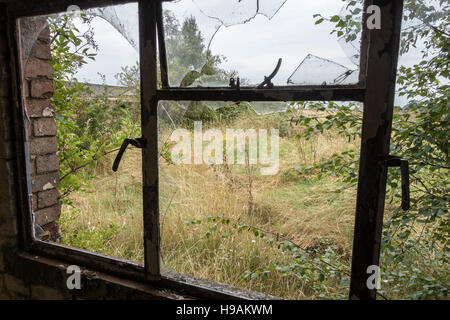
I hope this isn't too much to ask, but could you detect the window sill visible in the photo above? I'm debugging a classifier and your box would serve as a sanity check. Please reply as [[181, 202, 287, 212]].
[[4, 249, 280, 300]]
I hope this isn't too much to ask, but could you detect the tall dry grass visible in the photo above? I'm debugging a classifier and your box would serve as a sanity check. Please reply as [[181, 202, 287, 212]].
[[60, 112, 359, 299]]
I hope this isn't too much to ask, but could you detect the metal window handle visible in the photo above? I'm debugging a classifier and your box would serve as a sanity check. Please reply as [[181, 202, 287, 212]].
[[112, 137, 146, 172], [384, 155, 410, 211], [257, 58, 282, 89]]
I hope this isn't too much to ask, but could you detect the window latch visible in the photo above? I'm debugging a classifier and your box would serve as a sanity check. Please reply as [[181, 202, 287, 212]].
[[112, 137, 146, 172], [383, 155, 410, 211], [229, 77, 240, 89], [257, 58, 282, 89]]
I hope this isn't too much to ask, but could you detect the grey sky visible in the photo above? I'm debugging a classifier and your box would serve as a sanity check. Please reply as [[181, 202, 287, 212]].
[[72, 0, 423, 105]]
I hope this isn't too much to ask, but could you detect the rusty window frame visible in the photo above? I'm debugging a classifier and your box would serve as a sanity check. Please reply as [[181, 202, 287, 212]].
[[4, 0, 404, 300], [155, 3, 367, 99]]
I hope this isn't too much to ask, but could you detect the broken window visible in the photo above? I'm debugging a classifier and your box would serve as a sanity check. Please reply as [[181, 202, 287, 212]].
[[10, 0, 407, 300], [16, 0, 365, 294], [161, 0, 363, 87], [287, 54, 358, 86], [155, 99, 361, 298], [19, 3, 144, 264]]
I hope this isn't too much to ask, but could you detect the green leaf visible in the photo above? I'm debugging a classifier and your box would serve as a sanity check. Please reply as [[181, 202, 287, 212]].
[[330, 15, 340, 23]]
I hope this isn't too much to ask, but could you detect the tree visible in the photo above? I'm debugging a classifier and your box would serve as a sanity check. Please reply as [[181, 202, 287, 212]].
[[295, 0, 449, 299], [49, 12, 139, 199], [163, 10, 231, 87]]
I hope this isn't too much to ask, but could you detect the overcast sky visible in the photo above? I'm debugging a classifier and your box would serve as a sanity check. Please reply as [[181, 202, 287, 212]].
[[71, 0, 423, 105]]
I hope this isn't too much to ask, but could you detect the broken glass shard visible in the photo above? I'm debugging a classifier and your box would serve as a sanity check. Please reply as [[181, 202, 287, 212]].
[[90, 3, 139, 51], [338, 37, 360, 66], [193, 0, 258, 27], [159, 100, 189, 131], [337, 0, 363, 66], [158, 100, 191, 150], [249, 102, 288, 115], [159, 169, 180, 218], [163, 0, 362, 87], [192, 0, 287, 27], [258, 0, 288, 19], [20, 3, 139, 87], [287, 54, 358, 86], [20, 16, 49, 63]]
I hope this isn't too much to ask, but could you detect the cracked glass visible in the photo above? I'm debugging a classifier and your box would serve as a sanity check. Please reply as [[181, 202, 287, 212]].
[[161, 0, 363, 87], [19, 3, 144, 265]]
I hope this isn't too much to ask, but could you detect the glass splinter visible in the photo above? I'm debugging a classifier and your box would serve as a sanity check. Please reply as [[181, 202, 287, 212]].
[[287, 54, 358, 86]]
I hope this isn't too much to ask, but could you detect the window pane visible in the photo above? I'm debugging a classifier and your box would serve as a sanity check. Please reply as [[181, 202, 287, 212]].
[[19, 3, 144, 264], [159, 100, 360, 299], [162, 0, 363, 87]]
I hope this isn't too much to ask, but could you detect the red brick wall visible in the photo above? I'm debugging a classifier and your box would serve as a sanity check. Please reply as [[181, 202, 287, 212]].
[[21, 17, 61, 241]]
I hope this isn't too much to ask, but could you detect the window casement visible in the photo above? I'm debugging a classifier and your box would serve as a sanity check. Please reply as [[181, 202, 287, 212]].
[[5, 0, 405, 300]]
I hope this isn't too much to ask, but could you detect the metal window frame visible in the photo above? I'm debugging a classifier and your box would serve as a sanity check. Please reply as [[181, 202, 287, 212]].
[[155, 4, 367, 97], [4, 0, 404, 300]]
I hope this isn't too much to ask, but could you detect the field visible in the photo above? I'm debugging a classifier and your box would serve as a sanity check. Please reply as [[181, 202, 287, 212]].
[[59, 109, 383, 299]]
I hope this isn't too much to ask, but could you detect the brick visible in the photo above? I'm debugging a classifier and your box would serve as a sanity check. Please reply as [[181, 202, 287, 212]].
[[36, 153, 59, 174], [26, 117, 32, 139], [29, 136, 58, 155], [35, 19, 50, 42], [29, 157, 35, 175], [32, 194, 37, 211], [33, 118, 57, 137], [37, 188, 60, 209], [38, 27, 51, 42], [34, 204, 61, 226], [25, 59, 53, 79], [26, 99, 55, 118], [31, 40, 52, 60], [31, 171, 59, 192], [42, 221, 61, 242], [22, 80, 30, 98], [30, 79, 54, 98]]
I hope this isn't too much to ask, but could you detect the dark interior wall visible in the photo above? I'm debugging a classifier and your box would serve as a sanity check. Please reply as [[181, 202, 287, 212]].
[[0, 2, 23, 298]]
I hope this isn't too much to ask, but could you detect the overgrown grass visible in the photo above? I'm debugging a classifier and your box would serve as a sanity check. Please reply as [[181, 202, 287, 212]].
[[60, 150, 144, 263], [60, 110, 362, 299]]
